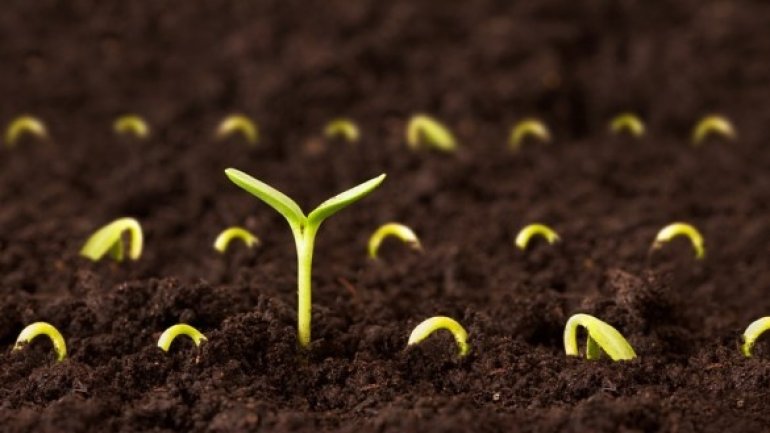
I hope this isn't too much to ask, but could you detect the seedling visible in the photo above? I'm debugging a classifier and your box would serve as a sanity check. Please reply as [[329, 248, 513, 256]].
[[80, 217, 144, 262], [225, 168, 385, 347], [509, 118, 551, 151], [652, 222, 705, 259], [515, 223, 560, 250], [692, 115, 735, 145], [563, 313, 636, 361], [214, 226, 259, 253], [157, 324, 207, 352], [114, 114, 150, 139], [741, 317, 770, 357], [4, 115, 47, 148], [407, 316, 469, 357], [609, 113, 645, 138], [406, 114, 457, 152], [13, 322, 67, 361], [217, 114, 258, 145], [324, 118, 360, 143], [368, 222, 421, 259]]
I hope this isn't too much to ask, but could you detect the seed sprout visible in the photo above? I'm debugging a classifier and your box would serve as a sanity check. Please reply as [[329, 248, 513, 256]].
[[80, 217, 144, 262], [652, 222, 705, 259], [324, 118, 360, 143], [13, 322, 67, 361], [609, 113, 645, 138], [217, 114, 258, 145], [563, 313, 636, 361], [368, 222, 421, 259], [692, 114, 735, 145], [214, 226, 259, 253], [407, 316, 469, 357], [406, 114, 457, 152], [157, 324, 207, 352], [4, 115, 48, 148], [741, 317, 770, 357], [114, 114, 150, 139], [225, 168, 386, 347], [515, 223, 560, 250], [509, 118, 551, 151]]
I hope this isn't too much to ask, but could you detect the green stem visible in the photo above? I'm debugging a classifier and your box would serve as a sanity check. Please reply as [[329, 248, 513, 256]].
[[294, 223, 317, 348]]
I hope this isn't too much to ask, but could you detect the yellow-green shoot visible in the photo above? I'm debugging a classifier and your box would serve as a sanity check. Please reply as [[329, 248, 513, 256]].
[[609, 113, 645, 138], [652, 222, 705, 259], [368, 222, 421, 259], [80, 217, 144, 262], [692, 114, 735, 145], [564, 313, 636, 361], [114, 114, 150, 139], [225, 168, 386, 347], [406, 114, 457, 152], [217, 114, 258, 145], [509, 118, 551, 151], [324, 118, 360, 143], [5, 115, 47, 148], [407, 316, 469, 357], [741, 316, 770, 357], [515, 223, 560, 250], [157, 324, 207, 352], [214, 226, 259, 253], [14, 322, 67, 361]]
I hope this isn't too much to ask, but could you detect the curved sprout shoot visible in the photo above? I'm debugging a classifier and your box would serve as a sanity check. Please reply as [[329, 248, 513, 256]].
[[80, 217, 144, 262], [515, 223, 560, 250], [324, 118, 360, 143], [406, 114, 457, 152], [609, 113, 645, 138], [368, 222, 421, 259], [564, 313, 636, 361], [157, 324, 207, 352], [214, 226, 259, 253], [692, 115, 735, 145], [652, 222, 705, 259], [408, 316, 469, 357], [217, 114, 258, 145], [5, 115, 48, 148], [114, 114, 150, 139], [14, 322, 67, 361], [741, 317, 770, 357], [509, 118, 551, 150]]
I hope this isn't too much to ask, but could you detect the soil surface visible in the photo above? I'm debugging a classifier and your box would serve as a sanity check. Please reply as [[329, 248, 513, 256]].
[[2, 1, 770, 432]]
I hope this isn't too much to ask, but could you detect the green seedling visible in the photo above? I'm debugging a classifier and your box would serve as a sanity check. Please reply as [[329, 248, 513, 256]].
[[406, 114, 457, 152], [114, 114, 150, 139], [741, 317, 770, 357], [609, 113, 645, 138], [368, 222, 421, 259], [564, 313, 636, 361], [652, 222, 705, 259], [225, 168, 386, 347], [214, 226, 259, 253], [5, 115, 47, 148], [692, 115, 735, 145], [14, 322, 67, 361], [509, 118, 551, 151], [324, 118, 360, 143], [80, 217, 144, 262], [157, 324, 207, 352], [217, 114, 258, 145], [407, 316, 469, 357], [515, 223, 560, 250]]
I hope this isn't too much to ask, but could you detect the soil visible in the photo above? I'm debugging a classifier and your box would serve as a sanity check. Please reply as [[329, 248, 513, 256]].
[[1, 1, 770, 431]]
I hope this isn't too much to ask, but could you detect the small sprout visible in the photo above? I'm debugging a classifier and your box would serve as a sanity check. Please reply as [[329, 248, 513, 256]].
[[217, 114, 258, 145], [609, 113, 645, 138], [13, 322, 67, 361], [406, 114, 457, 152], [652, 222, 705, 259], [324, 118, 360, 143], [80, 217, 144, 262], [509, 118, 551, 150], [407, 316, 469, 357], [368, 222, 421, 259], [214, 226, 259, 253], [563, 313, 636, 361], [225, 168, 385, 347], [5, 115, 48, 148], [692, 114, 735, 145], [741, 317, 770, 357], [114, 114, 150, 139], [157, 324, 207, 352], [515, 223, 560, 250]]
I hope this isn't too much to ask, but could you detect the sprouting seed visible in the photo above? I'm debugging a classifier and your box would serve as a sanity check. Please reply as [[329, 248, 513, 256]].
[[515, 223, 560, 250], [692, 115, 735, 145], [217, 114, 258, 145], [368, 222, 421, 259], [609, 113, 645, 138], [4, 115, 48, 148], [652, 222, 705, 259], [157, 324, 208, 352], [407, 316, 469, 357], [80, 217, 144, 262], [406, 114, 457, 152], [13, 322, 67, 361], [214, 226, 259, 253], [741, 317, 770, 357], [563, 313, 636, 361], [114, 114, 150, 139], [509, 118, 551, 151], [324, 118, 360, 143]]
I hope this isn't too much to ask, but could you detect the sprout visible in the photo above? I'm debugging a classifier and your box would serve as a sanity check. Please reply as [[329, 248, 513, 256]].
[[80, 217, 144, 262], [157, 324, 207, 352], [114, 114, 150, 139], [225, 168, 385, 347], [741, 317, 770, 357], [515, 223, 560, 250], [407, 316, 469, 357], [214, 226, 259, 253], [216, 114, 258, 145], [324, 118, 360, 143], [13, 322, 67, 361], [4, 115, 48, 148], [609, 113, 645, 138], [367, 222, 421, 259], [563, 313, 636, 361], [652, 222, 705, 259], [406, 114, 457, 152], [692, 114, 735, 145], [509, 118, 551, 151]]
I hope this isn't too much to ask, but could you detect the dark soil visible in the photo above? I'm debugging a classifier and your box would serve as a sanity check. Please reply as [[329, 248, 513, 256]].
[[2, 1, 770, 431]]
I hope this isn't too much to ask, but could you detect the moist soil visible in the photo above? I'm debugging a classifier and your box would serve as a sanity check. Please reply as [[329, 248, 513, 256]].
[[2, 1, 770, 432]]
